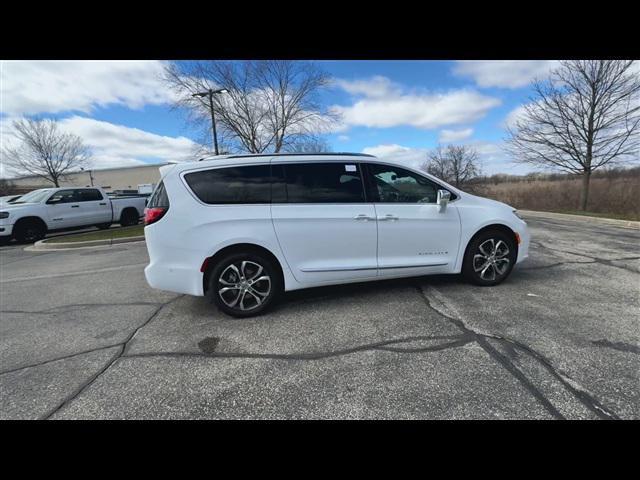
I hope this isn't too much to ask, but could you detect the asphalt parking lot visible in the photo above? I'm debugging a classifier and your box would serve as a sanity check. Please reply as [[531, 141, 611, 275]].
[[1, 211, 638, 419]]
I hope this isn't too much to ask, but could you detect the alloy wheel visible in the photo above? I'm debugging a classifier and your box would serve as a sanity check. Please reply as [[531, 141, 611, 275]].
[[473, 238, 510, 281], [218, 260, 271, 312]]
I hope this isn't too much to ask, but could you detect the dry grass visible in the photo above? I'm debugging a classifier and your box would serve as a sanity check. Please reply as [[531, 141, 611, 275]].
[[474, 174, 640, 221]]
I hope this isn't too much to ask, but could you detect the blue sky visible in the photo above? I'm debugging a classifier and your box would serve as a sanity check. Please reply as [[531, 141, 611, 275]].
[[1, 60, 563, 177]]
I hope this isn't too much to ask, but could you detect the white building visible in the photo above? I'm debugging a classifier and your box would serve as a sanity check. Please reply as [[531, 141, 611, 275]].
[[3, 163, 169, 193]]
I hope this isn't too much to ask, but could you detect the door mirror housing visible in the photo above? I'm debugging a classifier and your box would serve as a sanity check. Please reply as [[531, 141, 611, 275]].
[[437, 189, 451, 212]]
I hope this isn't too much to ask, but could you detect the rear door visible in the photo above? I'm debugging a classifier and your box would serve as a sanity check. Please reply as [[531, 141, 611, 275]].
[[75, 189, 111, 224], [271, 161, 378, 285], [364, 162, 461, 276]]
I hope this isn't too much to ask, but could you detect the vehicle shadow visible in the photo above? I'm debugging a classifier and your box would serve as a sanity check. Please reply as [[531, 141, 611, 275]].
[[280, 273, 463, 306]]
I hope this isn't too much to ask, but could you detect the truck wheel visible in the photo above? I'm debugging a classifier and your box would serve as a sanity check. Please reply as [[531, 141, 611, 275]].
[[120, 209, 139, 227], [13, 219, 46, 244], [96, 223, 112, 230]]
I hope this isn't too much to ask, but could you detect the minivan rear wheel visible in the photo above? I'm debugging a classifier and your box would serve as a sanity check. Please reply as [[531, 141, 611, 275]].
[[208, 252, 281, 317], [462, 230, 517, 286]]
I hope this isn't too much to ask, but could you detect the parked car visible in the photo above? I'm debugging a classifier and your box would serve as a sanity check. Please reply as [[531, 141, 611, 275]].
[[143, 153, 530, 317], [0, 187, 146, 243]]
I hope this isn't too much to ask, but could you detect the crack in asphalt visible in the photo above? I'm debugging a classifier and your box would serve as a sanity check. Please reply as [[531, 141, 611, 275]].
[[40, 295, 183, 420], [0, 343, 124, 377], [591, 339, 640, 355], [526, 218, 640, 239], [530, 242, 640, 274], [121, 335, 473, 362], [417, 284, 621, 420], [0, 301, 165, 315]]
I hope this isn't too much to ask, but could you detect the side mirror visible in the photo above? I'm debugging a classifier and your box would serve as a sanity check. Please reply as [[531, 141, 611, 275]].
[[47, 197, 61, 205], [437, 189, 451, 212]]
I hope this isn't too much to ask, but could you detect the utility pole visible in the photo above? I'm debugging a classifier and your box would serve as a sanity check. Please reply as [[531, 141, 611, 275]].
[[192, 88, 229, 155]]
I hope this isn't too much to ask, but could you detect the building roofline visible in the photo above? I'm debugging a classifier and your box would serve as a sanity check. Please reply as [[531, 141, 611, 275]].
[[4, 162, 171, 181]]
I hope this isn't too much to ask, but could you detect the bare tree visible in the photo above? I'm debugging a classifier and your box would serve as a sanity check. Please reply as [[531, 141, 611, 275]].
[[506, 60, 640, 211], [422, 145, 481, 188], [2, 119, 91, 187], [282, 137, 333, 153], [163, 60, 339, 155]]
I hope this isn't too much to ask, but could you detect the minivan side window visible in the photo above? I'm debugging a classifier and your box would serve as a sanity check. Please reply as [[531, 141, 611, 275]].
[[76, 189, 103, 202], [366, 163, 453, 204], [282, 163, 365, 203], [184, 165, 272, 204]]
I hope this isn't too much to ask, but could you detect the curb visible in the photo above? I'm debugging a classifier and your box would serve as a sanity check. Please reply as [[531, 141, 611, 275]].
[[520, 210, 640, 229], [30, 235, 146, 251]]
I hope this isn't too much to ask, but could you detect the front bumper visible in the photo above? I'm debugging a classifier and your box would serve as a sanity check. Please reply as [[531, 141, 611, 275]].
[[515, 222, 530, 264], [0, 223, 14, 237]]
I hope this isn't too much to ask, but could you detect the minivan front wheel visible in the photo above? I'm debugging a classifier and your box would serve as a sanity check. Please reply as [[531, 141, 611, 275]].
[[463, 230, 516, 286], [208, 253, 280, 317]]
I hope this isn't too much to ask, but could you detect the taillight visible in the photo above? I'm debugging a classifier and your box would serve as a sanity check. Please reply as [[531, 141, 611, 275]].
[[144, 207, 167, 225]]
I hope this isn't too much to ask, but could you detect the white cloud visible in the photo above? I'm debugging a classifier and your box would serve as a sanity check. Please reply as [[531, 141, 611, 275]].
[[332, 77, 500, 130], [453, 61, 559, 89], [1, 116, 200, 176], [337, 134, 350, 142], [362, 144, 414, 158], [438, 127, 473, 143], [334, 76, 402, 98], [503, 104, 529, 129], [362, 141, 532, 176], [0, 60, 175, 115]]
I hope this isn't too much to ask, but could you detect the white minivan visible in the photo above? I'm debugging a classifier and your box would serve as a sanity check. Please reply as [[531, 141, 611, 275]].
[[144, 153, 529, 317]]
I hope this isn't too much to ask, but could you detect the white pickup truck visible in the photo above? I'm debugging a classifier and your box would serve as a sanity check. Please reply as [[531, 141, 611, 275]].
[[0, 187, 147, 243]]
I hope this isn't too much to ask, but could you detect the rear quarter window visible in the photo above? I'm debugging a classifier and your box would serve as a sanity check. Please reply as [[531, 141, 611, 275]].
[[184, 165, 272, 204], [147, 181, 169, 208]]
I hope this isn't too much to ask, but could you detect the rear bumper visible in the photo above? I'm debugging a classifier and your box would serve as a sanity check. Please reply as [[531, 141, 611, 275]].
[[143, 223, 205, 296], [144, 262, 204, 297]]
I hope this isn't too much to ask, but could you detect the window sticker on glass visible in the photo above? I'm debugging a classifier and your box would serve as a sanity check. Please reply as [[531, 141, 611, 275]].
[[345, 164, 357, 172]]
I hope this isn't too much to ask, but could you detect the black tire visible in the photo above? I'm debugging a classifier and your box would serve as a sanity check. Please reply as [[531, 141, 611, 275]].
[[120, 209, 139, 227], [96, 223, 112, 230], [462, 229, 517, 286], [13, 219, 47, 244], [207, 252, 282, 318]]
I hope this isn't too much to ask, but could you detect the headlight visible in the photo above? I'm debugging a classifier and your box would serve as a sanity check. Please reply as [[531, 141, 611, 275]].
[[0, 212, 9, 219], [512, 209, 524, 221]]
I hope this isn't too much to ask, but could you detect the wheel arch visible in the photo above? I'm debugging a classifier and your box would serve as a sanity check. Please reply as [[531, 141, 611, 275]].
[[13, 215, 48, 231], [459, 223, 519, 271], [120, 207, 139, 223], [202, 243, 285, 296]]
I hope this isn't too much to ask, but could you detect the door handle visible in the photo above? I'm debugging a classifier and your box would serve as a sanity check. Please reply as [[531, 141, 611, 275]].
[[354, 214, 374, 221], [71, 205, 80, 208], [378, 214, 399, 221], [99, 203, 106, 206]]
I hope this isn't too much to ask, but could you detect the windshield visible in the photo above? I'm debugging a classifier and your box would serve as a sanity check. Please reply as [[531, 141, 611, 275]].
[[11, 189, 52, 204]]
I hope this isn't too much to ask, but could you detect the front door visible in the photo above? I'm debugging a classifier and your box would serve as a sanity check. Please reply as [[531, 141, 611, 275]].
[[271, 161, 378, 285], [44, 189, 83, 229], [365, 163, 461, 276]]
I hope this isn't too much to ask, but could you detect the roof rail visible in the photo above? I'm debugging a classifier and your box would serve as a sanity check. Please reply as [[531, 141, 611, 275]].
[[198, 152, 375, 161]]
